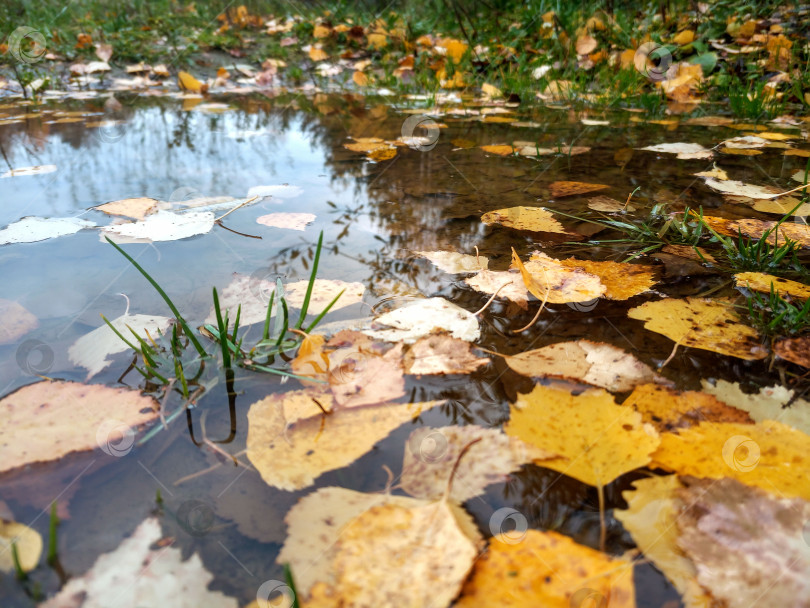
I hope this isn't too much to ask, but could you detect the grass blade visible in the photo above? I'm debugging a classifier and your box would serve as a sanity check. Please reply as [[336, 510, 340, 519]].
[[295, 231, 323, 329]]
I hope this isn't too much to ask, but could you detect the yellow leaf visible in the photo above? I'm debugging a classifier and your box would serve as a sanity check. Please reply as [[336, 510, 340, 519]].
[[511, 250, 606, 304], [290, 333, 329, 379], [505, 384, 660, 487], [94, 197, 159, 220], [440, 70, 466, 88], [480, 82, 502, 98], [343, 139, 387, 153], [549, 180, 609, 197], [702, 215, 810, 248], [352, 70, 368, 86], [464, 270, 528, 309], [627, 297, 768, 360], [246, 388, 442, 490], [367, 146, 397, 161], [673, 29, 695, 45], [615, 476, 712, 608], [734, 272, 810, 301], [366, 33, 387, 49], [619, 48, 637, 69], [177, 70, 203, 93], [0, 520, 42, 573], [308, 46, 328, 61], [651, 420, 810, 500], [481, 207, 565, 233], [479, 144, 514, 156], [559, 258, 658, 300], [456, 530, 635, 607], [312, 24, 331, 38], [440, 38, 468, 63]]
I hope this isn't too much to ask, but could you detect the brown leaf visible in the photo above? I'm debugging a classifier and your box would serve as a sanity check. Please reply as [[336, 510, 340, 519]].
[[403, 332, 489, 375], [774, 336, 810, 367], [549, 180, 609, 198], [0, 299, 38, 344]]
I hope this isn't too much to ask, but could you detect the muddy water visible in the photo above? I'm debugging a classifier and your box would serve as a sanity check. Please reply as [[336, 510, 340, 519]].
[[1, 94, 804, 606]]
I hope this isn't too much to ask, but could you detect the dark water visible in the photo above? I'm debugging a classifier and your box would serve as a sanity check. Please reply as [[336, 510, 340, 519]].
[[1, 93, 805, 606]]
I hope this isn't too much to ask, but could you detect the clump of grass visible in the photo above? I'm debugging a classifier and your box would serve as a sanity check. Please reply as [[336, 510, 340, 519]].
[[746, 285, 810, 338]]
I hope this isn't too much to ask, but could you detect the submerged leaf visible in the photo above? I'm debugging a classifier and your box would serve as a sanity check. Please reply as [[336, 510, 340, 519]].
[[412, 250, 488, 273], [403, 333, 489, 375], [0, 216, 96, 245], [0, 520, 42, 573], [548, 180, 609, 198], [481, 206, 567, 233], [0, 299, 38, 344]]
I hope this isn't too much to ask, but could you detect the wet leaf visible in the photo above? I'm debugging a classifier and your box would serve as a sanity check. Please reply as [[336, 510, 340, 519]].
[[748, 197, 810, 215], [587, 194, 636, 212], [413, 250, 488, 273], [676, 476, 810, 608], [329, 343, 405, 408], [101, 210, 215, 243], [256, 212, 316, 231], [0, 381, 158, 474], [702, 216, 810, 248], [0, 520, 42, 573], [651, 419, 810, 500], [640, 142, 713, 160], [549, 180, 609, 198], [622, 384, 752, 432], [245, 387, 442, 490], [403, 333, 489, 375], [505, 384, 660, 487], [283, 278, 365, 315], [456, 530, 635, 607], [511, 250, 606, 304], [559, 258, 658, 300], [0, 216, 96, 245], [701, 379, 810, 435], [481, 206, 567, 233], [694, 165, 729, 180], [366, 145, 397, 161], [503, 340, 668, 392], [627, 298, 767, 360], [362, 297, 479, 344], [68, 313, 172, 379], [661, 244, 717, 263], [0, 299, 38, 344], [479, 144, 514, 156], [177, 70, 205, 93], [39, 517, 237, 608], [703, 178, 781, 199], [0, 165, 57, 178], [94, 197, 159, 220], [774, 336, 810, 367], [401, 425, 554, 502], [246, 184, 303, 198], [615, 476, 712, 608], [734, 271, 810, 300], [464, 269, 528, 309]]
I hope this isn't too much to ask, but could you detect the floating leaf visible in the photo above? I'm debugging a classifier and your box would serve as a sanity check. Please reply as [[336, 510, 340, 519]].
[[0, 216, 96, 245], [256, 212, 316, 231], [94, 197, 159, 220], [0, 520, 42, 573], [412, 250, 488, 273], [246, 387, 442, 490], [177, 70, 205, 93], [0, 165, 57, 178], [702, 216, 810, 248], [774, 335, 810, 367], [505, 384, 660, 487], [246, 184, 303, 198], [0, 299, 38, 344], [68, 313, 172, 379], [504, 340, 668, 392], [651, 419, 810, 500], [479, 144, 514, 156], [400, 425, 554, 502], [559, 258, 658, 300], [39, 518, 237, 608], [511, 250, 606, 304], [329, 343, 405, 408], [627, 298, 768, 360], [734, 271, 810, 300], [0, 381, 158, 474], [703, 178, 781, 199], [361, 297, 479, 344], [403, 333, 489, 375], [456, 530, 635, 607], [481, 207, 567, 233], [548, 180, 609, 198], [587, 195, 635, 212], [640, 142, 713, 160], [464, 270, 528, 308], [101, 210, 215, 243]]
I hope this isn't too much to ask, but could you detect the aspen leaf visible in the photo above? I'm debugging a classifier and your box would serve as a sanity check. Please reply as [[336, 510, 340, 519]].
[[403, 333, 489, 375], [559, 258, 658, 300], [511, 250, 606, 304], [440, 38, 467, 63], [479, 144, 514, 156], [352, 70, 368, 86], [362, 297, 480, 344], [456, 530, 635, 607], [650, 420, 810, 500], [464, 270, 528, 309], [177, 70, 204, 93], [673, 30, 695, 45], [256, 212, 316, 231], [734, 271, 810, 300], [575, 34, 598, 55], [308, 46, 328, 61], [94, 197, 159, 220], [481, 207, 567, 233], [627, 298, 768, 360], [640, 142, 713, 160], [0, 520, 42, 573], [505, 384, 660, 487]]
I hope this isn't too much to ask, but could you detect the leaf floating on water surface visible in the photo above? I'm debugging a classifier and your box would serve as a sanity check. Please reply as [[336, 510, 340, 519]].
[[330, 343, 406, 408], [0, 381, 158, 474], [548, 180, 609, 198], [362, 297, 480, 344], [502, 340, 669, 392], [94, 197, 159, 220], [651, 420, 810, 500], [403, 332, 489, 375], [587, 194, 636, 212], [479, 144, 514, 156], [0, 299, 38, 344], [734, 271, 810, 300], [412, 250, 488, 273], [0, 216, 96, 245], [773, 335, 810, 368], [639, 142, 713, 160], [245, 388, 443, 490], [559, 258, 658, 300], [627, 297, 768, 360], [0, 520, 42, 573], [702, 178, 782, 199], [464, 269, 528, 309], [177, 70, 206, 93], [256, 212, 316, 231], [101, 210, 215, 243], [39, 517, 238, 608], [0, 165, 57, 178], [400, 425, 554, 502], [246, 184, 304, 199], [701, 215, 810, 248], [505, 384, 660, 487], [615, 476, 712, 608], [511, 250, 606, 304], [481, 206, 567, 233], [455, 530, 635, 608], [676, 476, 810, 608], [68, 313, 172, 379]]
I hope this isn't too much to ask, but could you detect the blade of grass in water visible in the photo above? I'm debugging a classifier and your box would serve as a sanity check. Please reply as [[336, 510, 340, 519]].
[[104, 236, 207, 357], [262, 290, 275, 342], [304, 289, 345, 333], [295, 231, 324, 329], [212, 287, 231, 368]]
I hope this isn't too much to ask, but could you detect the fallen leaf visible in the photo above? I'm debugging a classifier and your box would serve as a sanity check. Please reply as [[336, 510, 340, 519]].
[[0, 520, 42, 573], [701, 378, 810, 436], [94, 197, 159, 220], [774, 336, 810, 367], [480, 83, 502, 98], [703, 178, 780, 199], [362, 297, 480, 344], [245, 387, 442, 490], [615, 476, 711, 608], [439, 38, 468, 63], [661, 244, 717, 263], [511, 250, 606, 304], [505, 384, 660, 487], [177, 70, 205, 93], [256, 212, 316, 231], [479, 144, 514, 156], [627, 298, 767, 360], [0, 300, 38, 344], [549, 180, 609, 198], [0, 381, 158, 474], [651, 419, 810, 500], [101, 210, 214, 243], [308, 46, 328, 61], [413, 250, 488, 273], [401, 425, 554, 502], [622, 384, 752, 432], [367, 146, 397, 162], [640, 142, 713, 160], [588, 195, 636, 212], [284, 278, 365, 315], [575, 34, 598, 55], [481, 206, 567, 233], [673, 30, 695, 45], [94, 42, 113, 62], [0, 216, 96, 245], [676, 476, 810, 608], [464, 270, 528, 309], [503, 340, 668, 392], [694, 165, 729, 180], [352, 70, 368, 86], [39, 517, 237, 608], [403, 333, 489, 375], [68, 313, 172, 379], [734, 271, 810, 300], [1, 165, 57, 178], [456, 530, 635, 607], [559, 258, 658, 299], [701, 215, 810, 248], [329, 343, 405, 408], [246, 184, 303, 198]]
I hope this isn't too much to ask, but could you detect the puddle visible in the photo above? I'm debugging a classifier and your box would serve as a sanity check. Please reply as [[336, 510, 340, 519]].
[[1, 93, 807, 606]]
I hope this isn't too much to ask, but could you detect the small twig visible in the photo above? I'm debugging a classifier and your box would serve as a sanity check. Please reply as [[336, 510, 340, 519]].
[[473, 281, 513, 316], [215, 221, 262, 239], [765, 182, 810, 199], [214, 196, 258, 221]]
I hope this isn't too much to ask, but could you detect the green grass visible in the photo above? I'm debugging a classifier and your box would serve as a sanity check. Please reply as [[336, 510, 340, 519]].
[[746, 285, 810, 338]]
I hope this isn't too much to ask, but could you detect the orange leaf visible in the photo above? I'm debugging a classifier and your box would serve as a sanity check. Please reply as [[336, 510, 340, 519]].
[[549, 180, 609, 198]]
